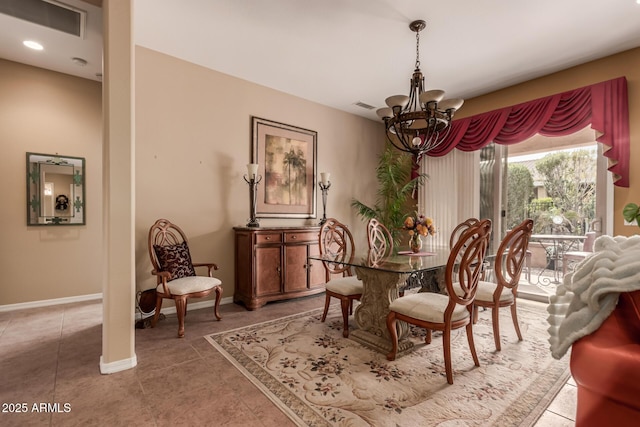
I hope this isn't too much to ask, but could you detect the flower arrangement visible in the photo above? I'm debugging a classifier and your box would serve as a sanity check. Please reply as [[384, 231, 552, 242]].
[[403, 213, 436, 237]]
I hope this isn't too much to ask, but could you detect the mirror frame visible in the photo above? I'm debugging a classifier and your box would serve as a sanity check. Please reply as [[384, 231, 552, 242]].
[[26, 152, 86, 226]]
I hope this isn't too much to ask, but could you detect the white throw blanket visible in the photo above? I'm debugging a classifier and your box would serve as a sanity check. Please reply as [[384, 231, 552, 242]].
[[547, 235, 640, 359]]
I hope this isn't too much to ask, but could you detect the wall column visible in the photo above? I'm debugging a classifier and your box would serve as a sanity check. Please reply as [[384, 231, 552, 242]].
[[100, 0, 136, 373]]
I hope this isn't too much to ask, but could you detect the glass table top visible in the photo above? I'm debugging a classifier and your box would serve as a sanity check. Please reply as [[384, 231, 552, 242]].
[[309, 246, 452, 275]]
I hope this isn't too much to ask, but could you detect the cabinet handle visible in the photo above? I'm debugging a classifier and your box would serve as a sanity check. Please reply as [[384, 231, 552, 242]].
[[291, 235, 297, 239], [265, 236, 271, 240], [276, 266, 281, 276]]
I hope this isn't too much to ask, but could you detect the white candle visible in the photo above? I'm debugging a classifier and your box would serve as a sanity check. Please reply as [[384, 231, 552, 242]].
[[320, 172, 330, 185], [247, 163, 259, 180]]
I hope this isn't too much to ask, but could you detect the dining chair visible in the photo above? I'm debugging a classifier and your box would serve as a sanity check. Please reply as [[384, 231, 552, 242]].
[[450, 218, 492, 280], [386, 219, 492, 384], [366, 218, 405, 295], [319, 218, 363, 338], [449, 218, 481, 249], [473, 218, 533, 351], [562, 231, 597, 275], [367, 218, 394, 257], [148, 218, 223, 338]]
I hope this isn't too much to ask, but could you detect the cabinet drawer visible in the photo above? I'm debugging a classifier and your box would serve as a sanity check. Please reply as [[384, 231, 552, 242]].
[[256, 233, 282, 244], [285, 231, 318, 243]]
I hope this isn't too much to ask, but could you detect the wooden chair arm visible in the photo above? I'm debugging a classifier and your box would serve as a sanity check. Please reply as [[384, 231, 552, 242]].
[[151, 269, 172, 294], [192, 262, 219, 277]]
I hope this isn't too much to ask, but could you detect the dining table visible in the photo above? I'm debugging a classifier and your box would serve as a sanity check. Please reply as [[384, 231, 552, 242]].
[[309, 247, 452, 356]]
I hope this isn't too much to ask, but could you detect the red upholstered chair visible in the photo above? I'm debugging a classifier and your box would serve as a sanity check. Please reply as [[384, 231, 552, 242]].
[[570, 290, 640, 426]]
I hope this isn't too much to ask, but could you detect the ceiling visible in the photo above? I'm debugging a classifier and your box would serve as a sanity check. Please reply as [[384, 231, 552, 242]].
[[2, 0, 640, 122]]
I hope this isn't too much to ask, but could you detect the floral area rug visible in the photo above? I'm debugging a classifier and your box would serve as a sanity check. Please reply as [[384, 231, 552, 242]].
[[205, 299, 569, 426]]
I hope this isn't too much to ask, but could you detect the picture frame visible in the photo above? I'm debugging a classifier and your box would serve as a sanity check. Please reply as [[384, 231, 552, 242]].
[[252, 117, 317, 219]]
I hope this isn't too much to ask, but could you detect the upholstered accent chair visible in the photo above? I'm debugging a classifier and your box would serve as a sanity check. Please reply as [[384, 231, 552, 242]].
[[319, 218, 363, 338], [473, 218, 534, 351], [148, 219, 223, 338], [571, 290, 640, 426], [386, 219, 492, 384]]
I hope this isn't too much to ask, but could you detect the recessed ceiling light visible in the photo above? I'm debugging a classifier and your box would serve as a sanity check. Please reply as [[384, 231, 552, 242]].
[[23, 40, 43, 50]]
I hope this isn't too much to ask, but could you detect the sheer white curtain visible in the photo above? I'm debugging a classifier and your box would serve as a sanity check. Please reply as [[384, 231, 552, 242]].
[[418, 150, 480, 247]]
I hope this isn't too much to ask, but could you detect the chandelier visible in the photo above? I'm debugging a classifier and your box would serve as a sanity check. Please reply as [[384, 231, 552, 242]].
[[377, 20, 464, 158]]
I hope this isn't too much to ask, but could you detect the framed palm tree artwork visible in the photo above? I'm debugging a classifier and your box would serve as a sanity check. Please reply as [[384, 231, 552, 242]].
[[251, 117, 317, 219]]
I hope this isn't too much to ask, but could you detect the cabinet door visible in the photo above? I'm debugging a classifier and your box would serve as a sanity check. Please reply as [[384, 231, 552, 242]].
[[255, 246, 282, 296], [308, 242, 326, 288], [284, 244, 310, 292]]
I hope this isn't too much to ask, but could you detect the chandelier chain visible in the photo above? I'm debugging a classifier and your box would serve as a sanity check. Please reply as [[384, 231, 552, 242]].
[[415, 31, 421, 69]]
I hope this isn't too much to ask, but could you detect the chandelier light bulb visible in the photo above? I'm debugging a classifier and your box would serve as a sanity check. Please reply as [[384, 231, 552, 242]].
[[412, 136, 422, 146]]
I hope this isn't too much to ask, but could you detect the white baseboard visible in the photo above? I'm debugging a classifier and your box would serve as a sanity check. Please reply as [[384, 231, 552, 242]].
[[99, 354, 138, 374], [0, 294, 234, 313], [0, 293, 103, 313]]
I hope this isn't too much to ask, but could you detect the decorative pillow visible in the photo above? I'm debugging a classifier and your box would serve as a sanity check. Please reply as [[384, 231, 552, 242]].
[[153, 242, 196, 280]]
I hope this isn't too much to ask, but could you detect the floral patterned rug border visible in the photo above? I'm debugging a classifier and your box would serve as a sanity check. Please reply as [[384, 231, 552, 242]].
[[205, 300, 569, 426]]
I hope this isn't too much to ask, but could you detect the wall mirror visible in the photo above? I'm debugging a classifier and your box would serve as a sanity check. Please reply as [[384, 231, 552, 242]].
[[26, 152, 85, 226]]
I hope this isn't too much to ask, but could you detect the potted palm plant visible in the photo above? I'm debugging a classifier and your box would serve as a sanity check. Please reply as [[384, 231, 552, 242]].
[[351, 146, 428, 248]]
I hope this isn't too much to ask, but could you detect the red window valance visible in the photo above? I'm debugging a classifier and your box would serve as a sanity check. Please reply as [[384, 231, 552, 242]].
[[426, 77, 629, 187]]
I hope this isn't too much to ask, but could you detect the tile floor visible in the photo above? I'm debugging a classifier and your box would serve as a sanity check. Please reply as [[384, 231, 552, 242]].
[[0, 295, 576, 426]]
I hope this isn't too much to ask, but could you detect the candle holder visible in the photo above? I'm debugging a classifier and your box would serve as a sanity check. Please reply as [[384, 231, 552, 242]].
[[319, 180, 331, 225], [243, 165, 262, 228]]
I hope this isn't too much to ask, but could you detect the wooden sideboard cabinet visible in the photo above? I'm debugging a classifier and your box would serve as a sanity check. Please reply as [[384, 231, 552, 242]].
[[233, 226, 326, 310]]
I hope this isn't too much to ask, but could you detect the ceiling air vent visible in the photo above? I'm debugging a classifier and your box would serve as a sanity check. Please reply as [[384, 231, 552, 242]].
[[354, 101, 376, 110], [0, 0, 86, 38]]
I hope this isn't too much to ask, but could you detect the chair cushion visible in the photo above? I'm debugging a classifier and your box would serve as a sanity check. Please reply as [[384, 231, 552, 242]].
[[157, 275, 221, 295], [389, 293, 469, 323], [325, 276, 363, 296], [154, 242, 196, 280], [473, 281, 514, 303]]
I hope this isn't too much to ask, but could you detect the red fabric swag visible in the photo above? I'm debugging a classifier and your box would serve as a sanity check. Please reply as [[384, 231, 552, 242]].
[[423, 77, 629, 187]]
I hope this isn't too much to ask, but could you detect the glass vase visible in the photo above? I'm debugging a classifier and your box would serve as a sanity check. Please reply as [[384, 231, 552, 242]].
[[409, 233, 423, 253]]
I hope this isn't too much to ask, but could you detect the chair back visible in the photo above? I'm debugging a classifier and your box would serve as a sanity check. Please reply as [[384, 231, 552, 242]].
[[494, 219, 534, 290], [319, 218, 356, 277], [583, 231, 597, 252], [367, 218, 394, 256], [449, 218, 480, 250], [445, 219, 492, 308], [148, 218, 190, 274]]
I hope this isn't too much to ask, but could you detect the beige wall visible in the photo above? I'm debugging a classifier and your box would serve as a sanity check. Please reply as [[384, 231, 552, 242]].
[[4, 46, 639, 306], [457, 47, 640, 236], [0, 58, 103, 305], [134, 47, 384, 300]]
